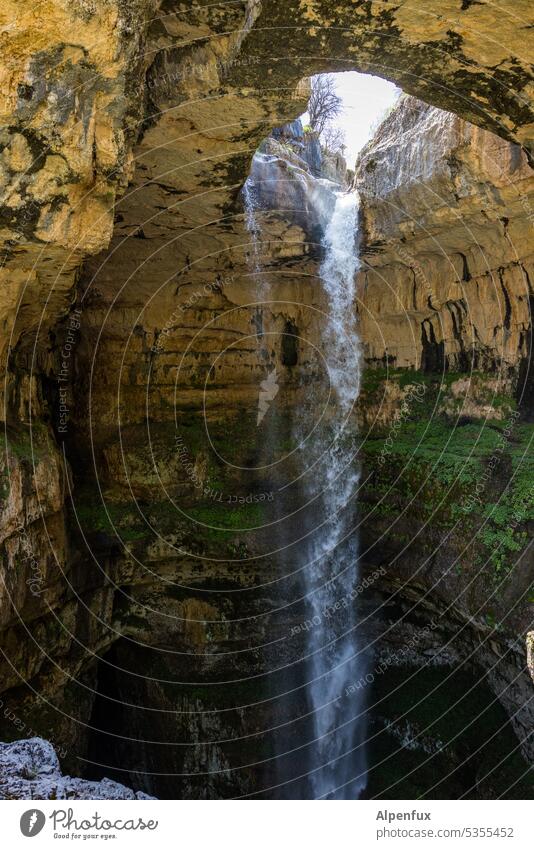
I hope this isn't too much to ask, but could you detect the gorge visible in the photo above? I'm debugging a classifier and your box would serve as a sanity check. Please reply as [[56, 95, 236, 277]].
[[0, 0, 533, 802]]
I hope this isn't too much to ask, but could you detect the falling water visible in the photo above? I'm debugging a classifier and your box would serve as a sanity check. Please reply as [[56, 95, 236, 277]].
[[301, 189, 368, 799], [243, 166, 270, 350], [243, 169, 264, 280], [319, 192, 361, 408], [243, 153, 367, 799]]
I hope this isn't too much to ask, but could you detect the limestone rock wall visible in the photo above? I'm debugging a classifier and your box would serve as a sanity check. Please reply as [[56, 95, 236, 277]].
[[356, 95, 534, 377], [1, 0, 533, 414], [0, 0, 156, 403], [353, 97, 534, 764]]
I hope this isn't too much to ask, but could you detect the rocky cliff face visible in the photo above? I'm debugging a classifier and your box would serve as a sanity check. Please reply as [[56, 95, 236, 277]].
[[354, 96, 534, 786], [0, 1, 533, 800], [356, 96, 534, 380], [2, 0, 533, 414]]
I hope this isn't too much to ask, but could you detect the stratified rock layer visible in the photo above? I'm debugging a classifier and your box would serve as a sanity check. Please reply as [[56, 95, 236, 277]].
[[356, 96, 534, 376]]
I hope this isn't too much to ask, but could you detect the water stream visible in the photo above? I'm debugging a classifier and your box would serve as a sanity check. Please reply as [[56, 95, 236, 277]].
[[303, 189, 367, 799], [243, 160, 367, 799]]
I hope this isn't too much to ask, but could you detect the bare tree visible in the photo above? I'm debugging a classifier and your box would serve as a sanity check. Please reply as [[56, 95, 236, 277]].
[[321, 124, 346, 156], [307, 75, 343, 137]]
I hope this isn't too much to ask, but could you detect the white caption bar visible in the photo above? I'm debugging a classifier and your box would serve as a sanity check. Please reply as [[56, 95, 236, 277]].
[[2, 800, 532, 847]]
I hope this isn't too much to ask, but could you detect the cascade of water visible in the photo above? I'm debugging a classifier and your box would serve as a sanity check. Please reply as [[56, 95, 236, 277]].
[[301, 189, 368, 800], [243, 166, 270, 348], [243, 153, 366, 799], [243, 171, 263, 279]]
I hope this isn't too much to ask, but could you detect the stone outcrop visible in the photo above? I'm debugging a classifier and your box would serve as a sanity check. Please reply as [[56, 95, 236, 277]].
[[0, 737, 153, 799], [354, 96, 534, 771], [0, 0, 154, 406]]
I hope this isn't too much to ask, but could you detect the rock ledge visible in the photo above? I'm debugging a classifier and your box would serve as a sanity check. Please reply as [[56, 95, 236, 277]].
[[0, 738, 154, 800]]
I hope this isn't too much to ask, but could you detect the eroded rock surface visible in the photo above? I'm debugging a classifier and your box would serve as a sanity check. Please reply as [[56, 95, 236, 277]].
[[0, 737, 153, 799], [356, 95, 534, 375], [1, 1, 533, 411]]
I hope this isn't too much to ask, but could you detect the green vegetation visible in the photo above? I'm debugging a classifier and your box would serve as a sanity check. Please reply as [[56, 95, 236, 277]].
[[0, 422, 50, 461], [71, 485, 267, 555], [479, 436, 534, 576], [185, 501, 265, 546], [72, 494, 148, 543], [187, 501, 263, 529], [361, 366, 517, 409], [360, 368, 533, 582], [0, 423, 54, 500]]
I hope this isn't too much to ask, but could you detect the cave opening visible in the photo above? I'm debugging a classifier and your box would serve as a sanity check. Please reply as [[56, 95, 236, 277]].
[[65, 70, 534, 800], [0, 20, 532, 806]]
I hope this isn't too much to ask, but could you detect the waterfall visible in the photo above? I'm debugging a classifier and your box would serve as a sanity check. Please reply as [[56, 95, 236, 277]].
[[320, 192, 361, 409], [243, 176, 263, 277], [242, 154, 367, 799], [302, 189, 367, 800], [243, 175, 257, 231]]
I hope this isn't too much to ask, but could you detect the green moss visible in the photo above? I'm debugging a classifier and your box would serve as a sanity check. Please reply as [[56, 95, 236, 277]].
[[361, 373, 533, 580], [0, 423, 49, 462], [0, 424, 54, 500], [477, 445, 534, 576], [362, 366, 461, 395], [174, 416, 207, 456], [72, 495, 148, 543], [174, 411, 260, 468], [186, 501, 265, 542], [71, 485, 267, 557], [0, 468, 8, 501], [208, 413, 258, 456], [361, 368, 516, 418]]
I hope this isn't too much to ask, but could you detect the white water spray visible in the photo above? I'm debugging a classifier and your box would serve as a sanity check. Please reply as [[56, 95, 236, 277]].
[[303, 189, 367, 800], [243, 166, 266, 285]]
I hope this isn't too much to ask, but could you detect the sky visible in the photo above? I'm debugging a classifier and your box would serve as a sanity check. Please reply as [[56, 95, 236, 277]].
[[301, 72, 401, 168]]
